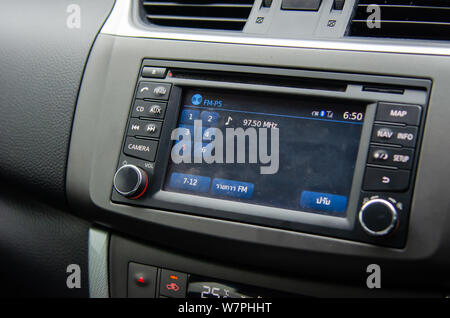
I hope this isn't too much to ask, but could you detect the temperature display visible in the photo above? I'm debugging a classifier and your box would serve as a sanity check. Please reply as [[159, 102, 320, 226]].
[[187, 275, 300, 298]]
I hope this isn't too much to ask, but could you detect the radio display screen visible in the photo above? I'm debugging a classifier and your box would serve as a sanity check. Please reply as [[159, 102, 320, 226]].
[[164, 88, 365, 216]]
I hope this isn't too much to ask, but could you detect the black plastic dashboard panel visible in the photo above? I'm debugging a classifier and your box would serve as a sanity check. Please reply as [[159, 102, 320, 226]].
[[0, 0, 115, 202], [0, 0, 115, 297], [109, 233, 439, 297], [0, 184, 90, 297]]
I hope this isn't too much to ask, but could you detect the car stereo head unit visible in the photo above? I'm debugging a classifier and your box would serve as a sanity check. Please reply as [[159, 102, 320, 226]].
[[111, 60, 429, 248]]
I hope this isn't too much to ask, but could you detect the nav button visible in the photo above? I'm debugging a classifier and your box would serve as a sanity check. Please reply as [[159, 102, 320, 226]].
[[363, 167, 410, 192]]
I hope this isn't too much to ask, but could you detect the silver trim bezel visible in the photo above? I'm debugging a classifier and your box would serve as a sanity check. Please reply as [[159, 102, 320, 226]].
[[101, 0, 450, 57], [88, 228, 110, 298]]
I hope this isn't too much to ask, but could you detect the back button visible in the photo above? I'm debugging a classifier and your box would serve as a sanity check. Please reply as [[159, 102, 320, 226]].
[[363, 167, 410, 192]]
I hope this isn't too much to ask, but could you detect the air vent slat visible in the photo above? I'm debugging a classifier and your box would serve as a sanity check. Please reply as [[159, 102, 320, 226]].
[[147, 15, 248, 23], [143, 2, 253, 8], [358, 0, 450, 7], [349, 0, 450, 40], [140, 0, 255, 31]]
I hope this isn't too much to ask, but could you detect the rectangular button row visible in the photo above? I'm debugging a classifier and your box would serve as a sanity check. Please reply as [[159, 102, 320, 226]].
[[128, 262, 188, 298], [124, 78, 172, 162], [128, 118, 162, 138], [168, 172, 255, 199], [371, 124, 418, 148], [136, 81, 171, 100], [363, 102, 423, 192], [124, 116, 162, 161], [132, 100, 167, 119]]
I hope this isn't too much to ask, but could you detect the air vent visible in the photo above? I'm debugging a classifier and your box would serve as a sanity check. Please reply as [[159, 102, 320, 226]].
[[349, 0, 450, 40], [141, 0, 255, 31]]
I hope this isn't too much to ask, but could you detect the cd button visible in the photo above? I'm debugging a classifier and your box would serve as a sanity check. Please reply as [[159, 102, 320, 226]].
[[363, 167, 410, 192], [371, 124, 418, 148], [376, 103, 422, 126]]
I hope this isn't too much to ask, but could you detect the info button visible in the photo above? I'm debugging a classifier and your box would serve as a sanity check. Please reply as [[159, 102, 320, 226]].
[[300, 191, 348, 213]]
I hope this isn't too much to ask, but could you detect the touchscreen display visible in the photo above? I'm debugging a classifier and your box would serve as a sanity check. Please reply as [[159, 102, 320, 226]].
[[164, 88, 365, 216]]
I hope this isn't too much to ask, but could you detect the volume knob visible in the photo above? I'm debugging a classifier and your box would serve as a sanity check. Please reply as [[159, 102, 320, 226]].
[[358, 199, 398, 237], [113, 165, 148, 199]]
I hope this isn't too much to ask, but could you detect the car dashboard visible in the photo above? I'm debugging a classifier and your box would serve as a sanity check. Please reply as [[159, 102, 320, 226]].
[[1, 0, 450, 299]]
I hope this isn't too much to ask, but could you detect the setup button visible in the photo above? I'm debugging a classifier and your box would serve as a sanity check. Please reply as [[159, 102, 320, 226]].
[[299, 191, 348, 213], [368, 146, 414, 170]]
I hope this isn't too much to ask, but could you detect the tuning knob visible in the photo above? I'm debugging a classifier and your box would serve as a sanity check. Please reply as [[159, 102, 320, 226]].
[[113, 165, 148, 199], [358, 198, 399, 237]]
